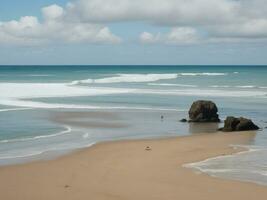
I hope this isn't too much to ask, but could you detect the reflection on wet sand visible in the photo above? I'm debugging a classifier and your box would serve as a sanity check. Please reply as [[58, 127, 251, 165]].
[[49, 111, 129, 129], [188, 122, 256, 145], [189, 122, 220, 134]]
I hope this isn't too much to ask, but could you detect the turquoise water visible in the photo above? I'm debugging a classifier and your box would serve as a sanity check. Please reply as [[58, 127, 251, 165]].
[[0, 65, 267, 185]]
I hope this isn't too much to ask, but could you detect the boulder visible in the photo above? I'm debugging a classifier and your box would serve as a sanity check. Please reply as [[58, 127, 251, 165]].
[[188, 100, 220, 122], [220, 116, 259, 132]]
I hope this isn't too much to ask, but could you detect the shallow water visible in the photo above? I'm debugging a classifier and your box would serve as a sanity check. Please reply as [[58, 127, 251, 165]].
[[0, 65, 267, 185]]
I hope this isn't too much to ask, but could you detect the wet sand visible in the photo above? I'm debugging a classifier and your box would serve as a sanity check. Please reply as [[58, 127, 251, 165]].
[[0, 131, 267, 200], [49, 111, 129, 128]]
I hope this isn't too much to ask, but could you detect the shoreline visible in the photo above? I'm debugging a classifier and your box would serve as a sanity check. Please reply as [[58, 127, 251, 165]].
[[1, 131, 267, 200]]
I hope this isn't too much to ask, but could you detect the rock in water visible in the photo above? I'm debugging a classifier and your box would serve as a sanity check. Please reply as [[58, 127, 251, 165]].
[[188, 100, 220, 122], [221, 116, 259, 132], [180, 118, 187, 122]]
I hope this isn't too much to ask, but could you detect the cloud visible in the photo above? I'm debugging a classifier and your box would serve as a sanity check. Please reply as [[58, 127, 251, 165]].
[[68, 0, 237, 25], [1, 0, 267, 46], [208, 19, 267, 38], [0, 4, 121, 46], [140, 27, 200, 45], [139, 32, 161, 44], [69, 0, 267, 40], [42, 4, 64, 21]]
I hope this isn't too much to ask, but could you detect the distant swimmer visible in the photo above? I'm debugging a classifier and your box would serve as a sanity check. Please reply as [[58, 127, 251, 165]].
[[161, 115, 164, 121]]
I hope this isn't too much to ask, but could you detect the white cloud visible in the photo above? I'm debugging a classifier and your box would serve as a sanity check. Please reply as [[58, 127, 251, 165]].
[[139, 32, 161, 44], [140, 27, 200, 45], [0, 4, 121, 46], [42, 4, 64, 21], [69, 0, 237, 25], [166, 27, 200, 44], [69, 0, 267, 40], [209, 19, 267, 38], [1, 0, 267, 46]]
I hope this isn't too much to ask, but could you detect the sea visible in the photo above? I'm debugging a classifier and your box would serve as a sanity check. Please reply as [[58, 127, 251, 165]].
[[0, 65, 267, 185]]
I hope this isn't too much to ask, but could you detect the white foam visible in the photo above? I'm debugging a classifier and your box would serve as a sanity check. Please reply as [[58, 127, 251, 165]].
[[211, 85, 267, 89], [211, 85, 230, 88], [148, 83, 197, 87], [137, 88, 266, 97], [69, 72, 228, 85], [184, 147, 262, 173], [25, 74, 54, 77], [83, 133, 89, 139], [0, 108, 32, 112], [179, 72, 227, 76], [0, 83, 129, 99], [0, 98, 182, 111], [236, 85, 256, 88], [0, 82, 266, 110], [70, 73, 178, 85]]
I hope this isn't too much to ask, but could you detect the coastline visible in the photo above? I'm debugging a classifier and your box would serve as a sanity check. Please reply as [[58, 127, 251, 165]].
[[0, 131, 267, 200]]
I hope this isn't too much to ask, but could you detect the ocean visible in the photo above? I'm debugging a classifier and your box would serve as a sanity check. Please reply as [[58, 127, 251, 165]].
[[0, 65, 267, 185]]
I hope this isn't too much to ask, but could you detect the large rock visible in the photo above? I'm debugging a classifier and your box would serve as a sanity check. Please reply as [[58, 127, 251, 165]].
[[188, 100, 220, 122], [220, 116, 259, 132]]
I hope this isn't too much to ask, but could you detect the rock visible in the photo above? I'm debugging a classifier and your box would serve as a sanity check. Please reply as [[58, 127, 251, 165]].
[[220, 116, 259, 132], [145, 146, 151, 151], [188, 100, 220, 122], [180, 118, 187, 122]]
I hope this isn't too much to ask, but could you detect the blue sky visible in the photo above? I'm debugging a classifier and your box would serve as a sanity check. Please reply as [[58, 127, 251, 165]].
[[0, 0, 267, 65]]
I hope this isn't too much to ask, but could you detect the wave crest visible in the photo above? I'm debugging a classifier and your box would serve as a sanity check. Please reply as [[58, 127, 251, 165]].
[[69, 72, 228, 85], [70, 73, 178, 85]]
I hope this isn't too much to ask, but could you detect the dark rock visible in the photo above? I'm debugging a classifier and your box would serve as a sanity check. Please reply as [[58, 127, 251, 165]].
[[220, 116, 259, 132], [188, 100, 220, 122], [180, 118, 187, 122], [145, 146, 151, 151]]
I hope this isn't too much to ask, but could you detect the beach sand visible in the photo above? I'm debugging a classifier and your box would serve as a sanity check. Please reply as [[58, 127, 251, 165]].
[[0, 131, 267, 200]]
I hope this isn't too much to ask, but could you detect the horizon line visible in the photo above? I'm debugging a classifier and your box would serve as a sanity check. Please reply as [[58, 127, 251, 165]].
[[0, 64, 267, 67]]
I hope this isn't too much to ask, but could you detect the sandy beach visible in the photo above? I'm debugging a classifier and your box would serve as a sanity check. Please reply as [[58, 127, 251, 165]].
[[0, 131, 266, 200]]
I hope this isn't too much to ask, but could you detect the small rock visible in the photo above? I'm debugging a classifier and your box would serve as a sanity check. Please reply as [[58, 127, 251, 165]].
[[180, 118, 187, 122], [145, 146, 151, 151]]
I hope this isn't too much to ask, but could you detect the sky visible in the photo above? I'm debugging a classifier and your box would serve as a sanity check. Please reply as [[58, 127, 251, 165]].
[[0, 0, 267, 65]]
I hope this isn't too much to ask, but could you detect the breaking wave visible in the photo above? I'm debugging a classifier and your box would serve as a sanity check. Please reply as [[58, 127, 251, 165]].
[[148, 83, 197, 87], [70, 74, 178, 85], [179, 72, 227, 76], [69, 72, 228, 85], [0, 82, 266, 110], [211, 85, 267, 89]]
